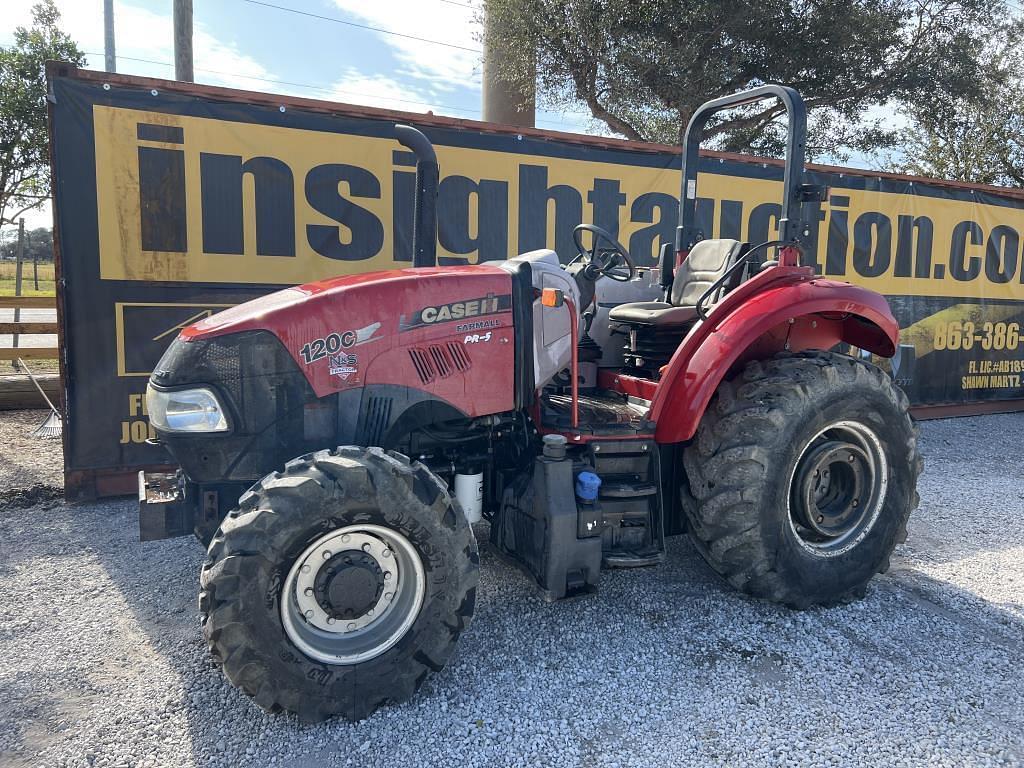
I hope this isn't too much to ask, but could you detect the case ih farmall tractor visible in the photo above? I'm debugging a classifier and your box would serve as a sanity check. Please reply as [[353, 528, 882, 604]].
[[141, 86, 921, 722]]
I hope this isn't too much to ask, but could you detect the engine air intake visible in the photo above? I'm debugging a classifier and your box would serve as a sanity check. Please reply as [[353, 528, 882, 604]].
[[409, 343, 471, 384]]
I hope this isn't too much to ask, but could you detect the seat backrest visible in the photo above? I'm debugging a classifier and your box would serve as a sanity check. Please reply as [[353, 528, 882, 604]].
[[670, 239, 747, 307]]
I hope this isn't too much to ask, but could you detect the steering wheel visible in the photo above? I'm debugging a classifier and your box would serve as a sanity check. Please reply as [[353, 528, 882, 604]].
[[572, 224, 637, 282]]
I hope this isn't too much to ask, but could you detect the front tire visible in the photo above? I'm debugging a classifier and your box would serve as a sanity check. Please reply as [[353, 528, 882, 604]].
[[683, 351, 922, 608], [199, 447, 478, 722]]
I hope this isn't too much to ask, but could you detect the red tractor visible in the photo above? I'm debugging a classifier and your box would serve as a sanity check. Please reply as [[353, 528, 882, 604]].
[[141, 86, 921, 722]]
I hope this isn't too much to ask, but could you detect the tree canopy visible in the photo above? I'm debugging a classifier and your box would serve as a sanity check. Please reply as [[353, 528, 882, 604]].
[[0, 226, 53, 262], [0, 0, 84, 227], [485, 0, 1004, 162], [896, 20, 1024, 186]]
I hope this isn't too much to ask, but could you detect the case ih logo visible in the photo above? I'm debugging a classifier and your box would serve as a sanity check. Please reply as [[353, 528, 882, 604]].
[[399, 293, 511, 331]]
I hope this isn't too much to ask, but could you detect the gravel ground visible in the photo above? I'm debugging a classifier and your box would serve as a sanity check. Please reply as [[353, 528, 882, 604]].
[[0, 408, 63, 491], [1, 412, 1022, 768]]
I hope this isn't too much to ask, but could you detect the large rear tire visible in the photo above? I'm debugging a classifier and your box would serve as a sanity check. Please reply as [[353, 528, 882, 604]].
[[199, 447, 478, 722], [683, 351, 922, 608]]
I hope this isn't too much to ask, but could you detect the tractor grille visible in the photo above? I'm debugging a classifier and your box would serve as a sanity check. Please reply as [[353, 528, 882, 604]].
[[408, 343, 471, 384]]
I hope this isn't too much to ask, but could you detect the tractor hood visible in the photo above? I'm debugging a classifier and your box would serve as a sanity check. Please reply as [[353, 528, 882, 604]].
[[173, 265, 518, 405]]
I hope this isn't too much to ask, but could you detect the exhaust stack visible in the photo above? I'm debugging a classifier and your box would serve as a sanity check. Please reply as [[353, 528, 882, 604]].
[[395, 124, 438, 268]]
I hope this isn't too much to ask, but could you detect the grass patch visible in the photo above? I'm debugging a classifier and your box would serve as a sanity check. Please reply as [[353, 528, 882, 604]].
[[0, 261, 56, 296]]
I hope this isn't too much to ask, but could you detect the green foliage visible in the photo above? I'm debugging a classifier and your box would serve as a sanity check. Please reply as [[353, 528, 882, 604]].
[[486, 0, 1004, 161], [896, 21, 1024, 186], [0, 0, 84, 226], [0, 226, 54, 262]]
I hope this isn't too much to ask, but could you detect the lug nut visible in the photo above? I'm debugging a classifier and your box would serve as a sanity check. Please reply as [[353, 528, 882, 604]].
[[849, 454, 855, 462], [301, 564, 311, 574], [304, 587, 313, 596], [341, 534, 350, 543], [384, 572, 392, 580], [347, 622, 357, 631], [362, 543, 371, 552], [382, 549, 392, 558], [384, 592, 393, 600], [853, 499, 859, 507], [367, 609, 375, 617], [817, 515, 824, 523], [304, 609, 314, 619], [327, 617, 335, 625]]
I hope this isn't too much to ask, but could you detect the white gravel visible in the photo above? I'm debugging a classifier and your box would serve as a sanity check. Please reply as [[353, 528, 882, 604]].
[[0, 408, 63, 491], [0, 412, 1022, 767]]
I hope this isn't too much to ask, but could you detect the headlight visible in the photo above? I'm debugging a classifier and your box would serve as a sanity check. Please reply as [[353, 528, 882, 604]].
[[147, 384, 229, 433]]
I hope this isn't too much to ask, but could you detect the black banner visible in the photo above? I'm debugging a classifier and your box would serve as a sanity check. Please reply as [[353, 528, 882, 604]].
[[48, 69, 1024, 494]]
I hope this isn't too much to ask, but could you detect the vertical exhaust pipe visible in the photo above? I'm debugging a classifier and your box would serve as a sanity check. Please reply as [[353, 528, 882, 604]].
[[395, 124, 438, 268]]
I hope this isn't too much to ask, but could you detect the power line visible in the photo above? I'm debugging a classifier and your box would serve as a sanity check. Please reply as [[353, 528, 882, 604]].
[[239, 0, 482, 53], [88, 52, 485, 115], [82, 53, 582, 131]]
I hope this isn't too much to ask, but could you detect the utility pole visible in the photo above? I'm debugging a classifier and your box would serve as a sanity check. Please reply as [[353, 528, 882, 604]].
[[103, 0, 116, 72], [173, 0, 194, 83], [481, 1, 535, 127]]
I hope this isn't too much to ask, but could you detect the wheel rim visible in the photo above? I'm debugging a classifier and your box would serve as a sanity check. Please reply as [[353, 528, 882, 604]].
[[786, 420, 888, 557], [280, 524, 426, 664]]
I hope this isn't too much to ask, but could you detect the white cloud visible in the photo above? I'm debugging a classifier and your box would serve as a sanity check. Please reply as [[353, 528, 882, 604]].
[[325, 68, 476, 117], [1, 0, 272, 90], [330, 0, 483, 90]]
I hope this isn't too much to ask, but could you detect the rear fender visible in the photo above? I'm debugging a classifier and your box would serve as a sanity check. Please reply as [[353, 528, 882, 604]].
[[650, 275, 898, 444]]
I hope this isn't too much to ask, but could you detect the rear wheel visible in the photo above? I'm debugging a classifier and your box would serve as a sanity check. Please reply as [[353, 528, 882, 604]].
[[683, 351, 922, 608], [199, 447, 478, 722]]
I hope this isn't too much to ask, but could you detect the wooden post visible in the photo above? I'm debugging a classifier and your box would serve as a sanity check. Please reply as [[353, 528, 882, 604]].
[[30, 229, 38, 290], [173, 0, 194, 83], [12, 219, 24, 369], [104, 0, 116, 73]]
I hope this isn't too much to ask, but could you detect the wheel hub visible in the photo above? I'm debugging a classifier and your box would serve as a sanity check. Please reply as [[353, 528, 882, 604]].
[[787, 420, 888, 556], [316, 552, 384, 619], [793, 440, 870, 538], [281, 524, 426, 664]]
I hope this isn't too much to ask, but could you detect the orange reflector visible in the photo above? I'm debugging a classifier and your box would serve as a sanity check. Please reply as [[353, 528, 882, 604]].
[[541, 288, 564, 307]]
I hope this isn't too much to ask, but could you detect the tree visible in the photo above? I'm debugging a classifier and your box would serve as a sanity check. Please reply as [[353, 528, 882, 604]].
[[0, 0, 84, 227], [895, 22, 1024, 186], [0, 227, 53, 262], [484, 0, 1004, 161]]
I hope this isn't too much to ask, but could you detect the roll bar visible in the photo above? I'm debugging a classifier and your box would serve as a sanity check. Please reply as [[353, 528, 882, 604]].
[[395, 124, 439, 268], [674, 85, 813, 255]]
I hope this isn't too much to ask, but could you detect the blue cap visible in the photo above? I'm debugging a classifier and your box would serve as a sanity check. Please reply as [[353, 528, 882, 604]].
[[575, 471, 602, 502]]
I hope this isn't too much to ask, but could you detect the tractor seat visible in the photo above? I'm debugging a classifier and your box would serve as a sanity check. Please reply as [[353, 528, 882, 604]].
[[608, 239, 748, 328], [606, 302, 698, 326]]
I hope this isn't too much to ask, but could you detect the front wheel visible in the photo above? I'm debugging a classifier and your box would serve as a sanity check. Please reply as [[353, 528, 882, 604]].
[[199, 447, 478, 722], [683, 351, 922, 608]]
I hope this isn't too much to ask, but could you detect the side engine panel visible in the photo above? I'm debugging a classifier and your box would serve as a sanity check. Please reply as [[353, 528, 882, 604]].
[[181, 266, 518, 417]]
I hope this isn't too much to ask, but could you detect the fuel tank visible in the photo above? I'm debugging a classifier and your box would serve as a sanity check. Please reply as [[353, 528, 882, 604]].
[[181, 265, 519, 418]]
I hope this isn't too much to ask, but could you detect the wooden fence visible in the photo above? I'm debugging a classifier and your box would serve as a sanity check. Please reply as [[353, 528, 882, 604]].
[[0, 295, 59, 360]]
